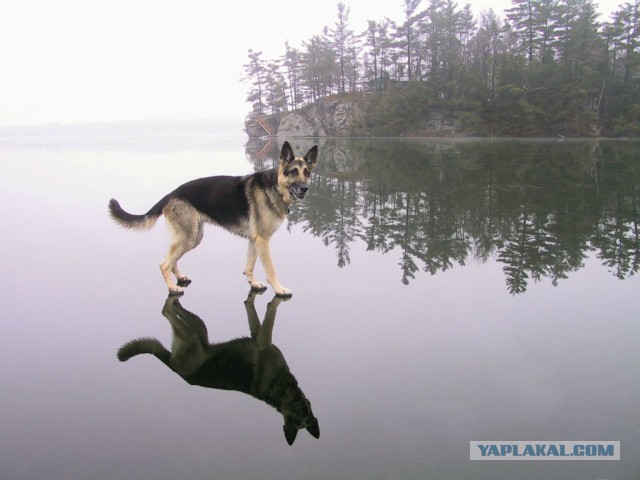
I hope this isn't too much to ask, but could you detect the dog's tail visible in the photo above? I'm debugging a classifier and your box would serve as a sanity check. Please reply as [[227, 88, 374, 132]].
[[108, 196, 169, 230], [117, 337, 172, 367]]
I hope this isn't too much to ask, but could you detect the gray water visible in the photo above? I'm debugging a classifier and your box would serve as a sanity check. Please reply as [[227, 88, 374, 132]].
[[1, 131, 639, 479]]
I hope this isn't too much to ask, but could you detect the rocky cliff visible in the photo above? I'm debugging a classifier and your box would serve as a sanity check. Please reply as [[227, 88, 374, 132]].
[[245, 97, 466, 138], [245, 98, 364, 138]]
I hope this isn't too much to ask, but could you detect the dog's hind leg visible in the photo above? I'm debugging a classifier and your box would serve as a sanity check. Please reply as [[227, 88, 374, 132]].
[[160, 200, 203, 295], [161, 243, 190, 295], [244, 240, 268, 292]]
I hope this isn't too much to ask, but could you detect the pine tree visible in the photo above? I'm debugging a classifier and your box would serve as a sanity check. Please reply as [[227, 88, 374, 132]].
[[264, 60, 288, 114], [282, 42, 304, 110], [614, 0, 640, 82], [364, 20, 381, 82], [506, 0, 540, 63], [471, 9, 503, 100], [398, 0, 425, 80], [331, 3, 355, 93], [243, 49, 267, 116], [302, 31, 338, 100]]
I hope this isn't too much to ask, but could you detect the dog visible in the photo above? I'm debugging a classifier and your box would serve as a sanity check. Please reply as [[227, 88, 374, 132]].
[[109, 141, 318, 296], [117, 291, 320, 445]]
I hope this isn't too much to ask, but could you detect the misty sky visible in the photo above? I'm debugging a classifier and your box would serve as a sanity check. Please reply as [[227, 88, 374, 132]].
[[0, 0, 620, 127]]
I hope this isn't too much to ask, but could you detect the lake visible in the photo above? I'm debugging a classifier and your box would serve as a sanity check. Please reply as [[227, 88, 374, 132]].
[[1, 129, 639, 480]]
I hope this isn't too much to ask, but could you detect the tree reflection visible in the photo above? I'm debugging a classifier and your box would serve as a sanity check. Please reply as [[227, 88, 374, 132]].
[[246, 138, 640, 294]]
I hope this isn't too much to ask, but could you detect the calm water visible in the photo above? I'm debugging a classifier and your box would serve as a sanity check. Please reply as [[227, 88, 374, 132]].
[[1, 130, 639, 480]]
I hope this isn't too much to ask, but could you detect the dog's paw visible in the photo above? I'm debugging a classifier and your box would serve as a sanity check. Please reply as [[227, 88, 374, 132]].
[[177, 276, 192, 287], [168, 286, 184, 297], [245, 289, 265, 304], [268, 295, 290, 306], [274, 286, 292, 298], [250, 281, 268, 292]]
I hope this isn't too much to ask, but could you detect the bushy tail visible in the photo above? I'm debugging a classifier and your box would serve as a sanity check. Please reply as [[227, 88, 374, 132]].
[[108, 196, 168, 230], [117, 337, 172, 367]]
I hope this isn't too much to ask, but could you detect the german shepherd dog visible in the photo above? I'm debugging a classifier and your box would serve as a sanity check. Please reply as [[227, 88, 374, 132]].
[[109, 141, 318, 296], [117, 291, 320, 445]]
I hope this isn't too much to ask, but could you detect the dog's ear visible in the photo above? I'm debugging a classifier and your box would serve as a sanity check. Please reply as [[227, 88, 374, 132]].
[[306, 417, 320, 439], [283, 424, 298, 445], [280, 141, 295, 164], [304, 145, 318, 171]]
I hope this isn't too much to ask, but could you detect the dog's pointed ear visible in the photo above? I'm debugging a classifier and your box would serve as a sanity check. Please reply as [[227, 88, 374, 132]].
[[306, 417, 320, 439], [280, 141, 295, 164], [304, 145, 318, 171], [283, 424, 298, 445]]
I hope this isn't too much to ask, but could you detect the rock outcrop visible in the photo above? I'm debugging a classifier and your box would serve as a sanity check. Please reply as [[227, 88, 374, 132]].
[[277, 113, 325, 137], [245, 98, 364, 138], [244, 97, 466, 138], [245, 116, 279, 137], [276, 98, 363, 137]]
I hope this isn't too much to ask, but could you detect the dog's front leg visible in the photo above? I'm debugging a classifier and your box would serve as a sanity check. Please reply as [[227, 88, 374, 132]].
[[254, 236, 292, 297], [244, 240, 267, 291]]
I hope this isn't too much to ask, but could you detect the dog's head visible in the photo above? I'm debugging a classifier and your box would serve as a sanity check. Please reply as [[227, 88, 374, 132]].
[[278, 141, 318, 201], [279, 379, 320, 445]]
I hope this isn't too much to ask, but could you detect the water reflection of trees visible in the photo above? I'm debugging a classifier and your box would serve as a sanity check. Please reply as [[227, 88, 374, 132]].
[[246, 138, 640, 294]]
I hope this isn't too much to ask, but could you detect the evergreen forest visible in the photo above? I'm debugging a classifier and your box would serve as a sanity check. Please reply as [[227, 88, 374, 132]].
[[243, 0, 640, 137]]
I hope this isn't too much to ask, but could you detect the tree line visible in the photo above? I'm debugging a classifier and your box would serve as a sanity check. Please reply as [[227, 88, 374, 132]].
[[243, 0, 640, 137]]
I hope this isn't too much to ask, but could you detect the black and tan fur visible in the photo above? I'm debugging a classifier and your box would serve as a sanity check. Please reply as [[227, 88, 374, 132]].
[[109, 141, 318, 296], [117, 291, 320, 445]]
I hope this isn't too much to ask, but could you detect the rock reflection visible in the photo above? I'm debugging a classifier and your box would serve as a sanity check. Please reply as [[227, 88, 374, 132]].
[[246, 138, 640, 294], [117, 291, 319, 445]]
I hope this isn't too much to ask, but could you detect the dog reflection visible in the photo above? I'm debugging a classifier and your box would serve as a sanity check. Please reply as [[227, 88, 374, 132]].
[[117, 292, 319, 445]]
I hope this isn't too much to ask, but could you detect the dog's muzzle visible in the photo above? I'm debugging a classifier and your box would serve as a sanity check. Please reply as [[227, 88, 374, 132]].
[[290, 185, 309, 200]]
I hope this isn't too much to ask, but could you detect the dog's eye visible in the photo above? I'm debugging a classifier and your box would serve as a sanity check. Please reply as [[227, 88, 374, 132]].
[[303, 169, 310, 178], [286, 168, 298, 176]]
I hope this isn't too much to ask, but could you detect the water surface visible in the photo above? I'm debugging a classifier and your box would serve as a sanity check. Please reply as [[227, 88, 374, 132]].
[[1, 132, 639, 480]]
